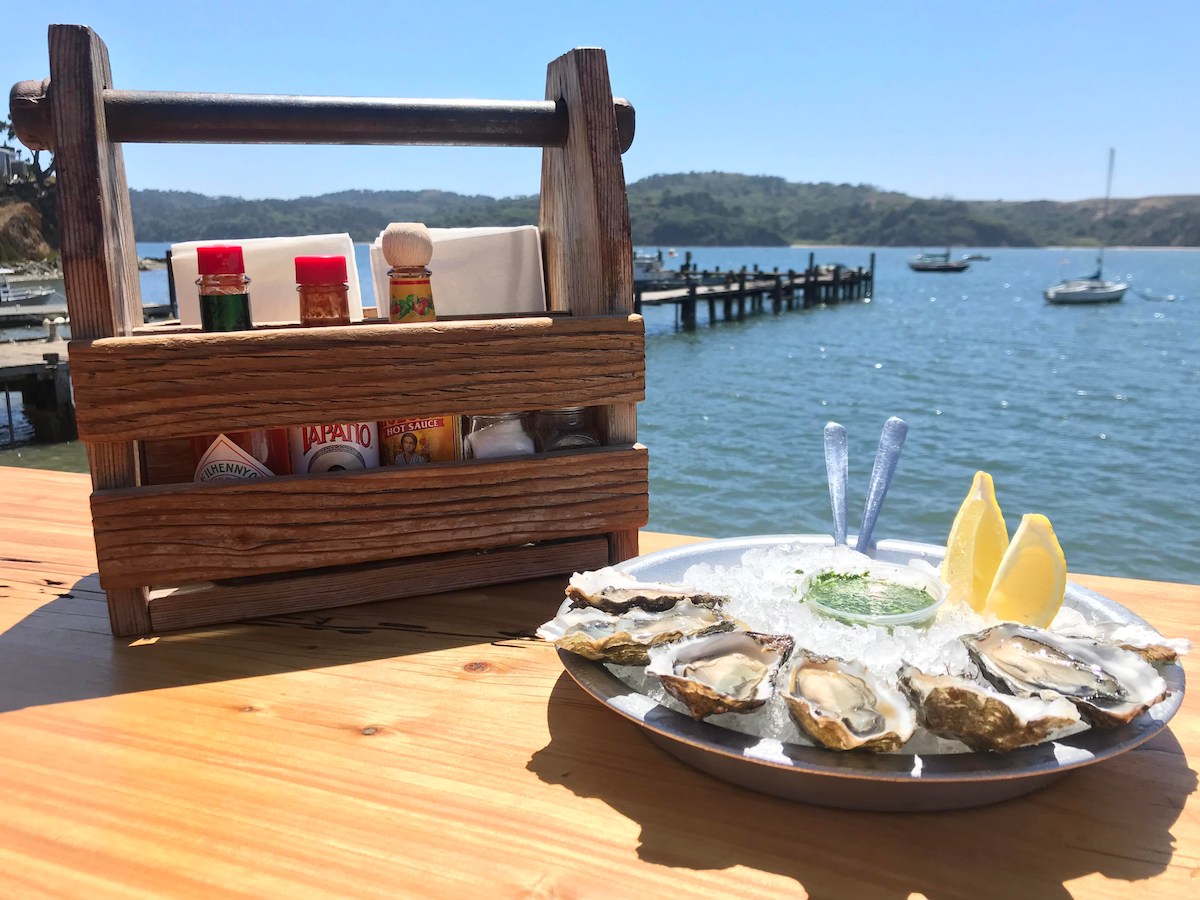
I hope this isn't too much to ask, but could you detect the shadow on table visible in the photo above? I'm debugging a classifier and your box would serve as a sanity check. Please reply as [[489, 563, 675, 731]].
[[529, 673, 1195, 899], [0, 571, 560, 714]]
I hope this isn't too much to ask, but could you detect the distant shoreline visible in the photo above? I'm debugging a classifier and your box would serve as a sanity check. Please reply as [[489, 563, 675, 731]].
[[782, 244, 1200, 251]]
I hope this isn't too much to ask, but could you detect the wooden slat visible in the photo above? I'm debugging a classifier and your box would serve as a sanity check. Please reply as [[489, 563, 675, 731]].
[[69, 314, 645, 441], [48, 24, 151, 635], [91, 445, 649, 587], [147, 536, 611, 631], [540, 49, 639, 565]]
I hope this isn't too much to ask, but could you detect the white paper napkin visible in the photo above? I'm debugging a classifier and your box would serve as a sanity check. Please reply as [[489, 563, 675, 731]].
[[368, 225, 547, 317], [171, 233, 364, 327]]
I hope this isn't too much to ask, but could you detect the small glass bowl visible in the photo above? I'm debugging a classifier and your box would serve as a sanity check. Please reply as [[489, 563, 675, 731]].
[[804, 560, 947, 629]]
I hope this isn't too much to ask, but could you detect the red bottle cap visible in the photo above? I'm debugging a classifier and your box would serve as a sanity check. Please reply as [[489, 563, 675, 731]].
[[196, 245, 245, 275], [295, 255, 348, 285]]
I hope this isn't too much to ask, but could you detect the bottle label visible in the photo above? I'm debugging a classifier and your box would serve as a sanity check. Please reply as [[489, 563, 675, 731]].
[[288, 422, 380, 473], [200, 293, 253, 332], [389, 276, 435, 323], [195, 434, 276, 483], [379, 416, 461, 465]]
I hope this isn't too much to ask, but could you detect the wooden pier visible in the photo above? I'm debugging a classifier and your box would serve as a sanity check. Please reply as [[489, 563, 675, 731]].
[[0, 340, 75, 445], [634, 254, 875, 329]]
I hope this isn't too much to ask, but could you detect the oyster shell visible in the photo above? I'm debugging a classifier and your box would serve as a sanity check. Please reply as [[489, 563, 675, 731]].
[[780, 653, 916, 751], [899, 665, 1084, 752], [1051, 607, 1189, 663], [645, 630, 795, 719], [963, 624, 1168, 728], [536, 597, 732, 666], [566, 567, 728, 614]]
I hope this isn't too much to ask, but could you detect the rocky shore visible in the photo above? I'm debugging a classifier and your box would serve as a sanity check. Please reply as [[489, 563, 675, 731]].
[[5, 257, 167, 280]]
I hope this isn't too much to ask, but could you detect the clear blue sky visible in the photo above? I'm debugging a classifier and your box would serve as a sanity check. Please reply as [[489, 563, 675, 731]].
[[5, 1, 1198, 202]]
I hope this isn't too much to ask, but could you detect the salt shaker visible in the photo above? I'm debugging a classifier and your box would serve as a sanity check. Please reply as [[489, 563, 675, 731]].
[[464, 412, 536, 459]]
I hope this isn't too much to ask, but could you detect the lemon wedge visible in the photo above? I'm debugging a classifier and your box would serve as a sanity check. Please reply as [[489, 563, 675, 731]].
[[983, 513, 1067, 627], [943, 471, 1009, 612]]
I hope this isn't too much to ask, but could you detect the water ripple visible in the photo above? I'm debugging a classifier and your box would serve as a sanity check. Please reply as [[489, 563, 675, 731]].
[[642, 247, 1200, 584]]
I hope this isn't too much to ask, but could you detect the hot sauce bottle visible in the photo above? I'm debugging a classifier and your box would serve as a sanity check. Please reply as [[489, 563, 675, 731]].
[[287, 255, 380, 473], [377, 223, 461, 465], [191, 245, 291, 482]]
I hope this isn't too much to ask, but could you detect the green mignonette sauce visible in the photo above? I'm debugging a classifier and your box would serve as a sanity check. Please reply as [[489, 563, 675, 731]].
[[802, 570, 935, 617]]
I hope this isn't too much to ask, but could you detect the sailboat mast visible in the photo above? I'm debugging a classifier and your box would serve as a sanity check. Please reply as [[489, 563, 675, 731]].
[[1098, 147, 1115, 275]]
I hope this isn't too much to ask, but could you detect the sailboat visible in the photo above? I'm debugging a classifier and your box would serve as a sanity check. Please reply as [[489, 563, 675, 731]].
[[1044, 149, 1128, 304], [907, 249, 969, 273]]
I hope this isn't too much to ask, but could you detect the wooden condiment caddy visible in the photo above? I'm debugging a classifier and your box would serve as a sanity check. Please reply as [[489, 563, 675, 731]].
[[10, 25, 647, 636]]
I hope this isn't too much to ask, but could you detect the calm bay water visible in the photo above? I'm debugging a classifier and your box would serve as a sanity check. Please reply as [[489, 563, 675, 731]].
[[639, 246, 1198, 585], [2, 243, 1196, 583]]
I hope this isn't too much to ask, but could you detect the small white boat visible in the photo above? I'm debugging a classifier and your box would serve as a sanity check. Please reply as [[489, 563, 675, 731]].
[[0, 268, 56, 306], [633, 252, 676, 285], [1044, 273, 1128, 304], [1044, 149, 1126, 305]]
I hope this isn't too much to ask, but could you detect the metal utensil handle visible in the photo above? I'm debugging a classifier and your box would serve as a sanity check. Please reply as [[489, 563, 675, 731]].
[[856, 417, 908, 552], [823, 422, 849, 545]]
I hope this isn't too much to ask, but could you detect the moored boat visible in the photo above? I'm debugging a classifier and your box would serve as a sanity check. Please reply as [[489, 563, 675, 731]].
[[633, 251, 685, 288], [908, 250, 969, 273], [1044, 273, 1127, 304], [0, 268, 56, 306], [1044, 149, 1127, 305]]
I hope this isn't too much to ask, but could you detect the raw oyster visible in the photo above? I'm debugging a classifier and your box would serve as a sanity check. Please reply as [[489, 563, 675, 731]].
[[566, 567, 728, 614], [645, 630, 794, 719], [1051, 607, 1189, 664], [963, 624, 1168, 728], [899, 666, 1084, 752], [780, 653, 916, 752], [536, 597, 732, 666]]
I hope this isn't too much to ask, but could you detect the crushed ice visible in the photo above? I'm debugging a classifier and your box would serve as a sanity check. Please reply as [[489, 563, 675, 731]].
[[606, 542, 989, 755]]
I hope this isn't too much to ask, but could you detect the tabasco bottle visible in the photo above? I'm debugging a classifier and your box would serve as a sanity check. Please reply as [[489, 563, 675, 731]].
[[287, 255, 380, 473], [191, 245, 291, 483]]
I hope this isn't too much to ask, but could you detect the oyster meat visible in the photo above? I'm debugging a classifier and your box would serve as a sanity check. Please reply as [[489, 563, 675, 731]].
[[566, 567, 728, 614], [645, 630, 795, 719], [963, 623, 1168, 728], [536, 597, 732, 666], [899, 665, 1084, 753], [780, 653, 916, 752]]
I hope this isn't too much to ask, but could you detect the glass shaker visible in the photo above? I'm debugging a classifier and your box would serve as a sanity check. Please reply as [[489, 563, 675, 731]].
[[463, 412, 536, 459], [534, 407, 601, 451]]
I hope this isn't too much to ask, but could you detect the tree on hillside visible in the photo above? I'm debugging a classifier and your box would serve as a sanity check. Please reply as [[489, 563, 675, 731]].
[[2, 115, 58, 249]]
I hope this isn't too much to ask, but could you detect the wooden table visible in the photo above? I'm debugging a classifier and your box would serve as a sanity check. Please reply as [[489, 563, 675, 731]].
[[1, 467, 1196, 898]]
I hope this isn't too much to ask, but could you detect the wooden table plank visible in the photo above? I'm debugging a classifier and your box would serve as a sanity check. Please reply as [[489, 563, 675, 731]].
[[0, 466, 1196, 898]]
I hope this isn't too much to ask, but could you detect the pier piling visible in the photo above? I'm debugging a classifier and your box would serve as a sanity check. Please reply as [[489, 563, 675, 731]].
[[636, 255, 874, 330]]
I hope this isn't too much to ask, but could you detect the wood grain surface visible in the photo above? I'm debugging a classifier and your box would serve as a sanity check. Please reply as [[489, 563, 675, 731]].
[[1, 467, 1196, 898], [90, 445, 649, 587], [48, 24, 151, 634], [69, 314, 645, 441], [540, 49, 639, 565]]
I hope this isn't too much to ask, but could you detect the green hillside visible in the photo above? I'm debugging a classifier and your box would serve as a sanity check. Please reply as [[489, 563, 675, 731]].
[[126, 173, 1200, 248]]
